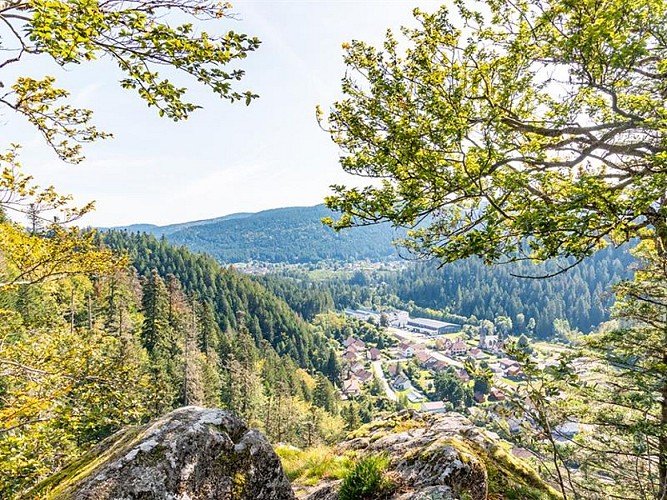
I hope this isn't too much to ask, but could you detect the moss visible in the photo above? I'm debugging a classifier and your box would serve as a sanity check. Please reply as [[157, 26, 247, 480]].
[[24, 424, 148, 500], [414, 434, 561, 500], [231, 471, 247, 497], [470, 441, 561, 500], [349, 411, 424, 440]]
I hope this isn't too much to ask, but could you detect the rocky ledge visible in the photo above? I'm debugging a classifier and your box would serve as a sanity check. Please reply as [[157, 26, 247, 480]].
[[305, 410, 560, 500], [26, 406, 295, 500]]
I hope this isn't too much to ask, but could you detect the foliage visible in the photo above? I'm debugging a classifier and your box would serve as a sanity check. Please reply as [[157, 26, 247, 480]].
[[338, 453, 394, 500], [433, 369, 473, 409], [322, 0, 667, 268], [102, 230, 336, 372], [275, 445, 353, 487], [126, 204, 404, 264], [265, 245, 631, 338], [1, 0, 259, 163], [504, 239, 667, 499]]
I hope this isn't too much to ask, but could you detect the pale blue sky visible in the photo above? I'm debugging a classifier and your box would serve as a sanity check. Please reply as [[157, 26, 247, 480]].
[[4, 1, 438, 227]]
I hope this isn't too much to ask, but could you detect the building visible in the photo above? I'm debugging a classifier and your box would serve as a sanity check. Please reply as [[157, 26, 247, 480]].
[[479, 329, 502, 352], [489, 388, 506, 401], [450, 340, 469, 356], [343, 378, 361, 397], [499, 359, 519, 370], [468, 348, 486, 360], [350, 362, 365, 374], [390, 309, 410, 328], [367, 347, 382, 361], [392, 375, 412, 391], [415, 350, 432, 364], [407, 317, 461, 335], [407, 391, 426, 403], [474, 392, 487, 404], [421, 401, 447, 413], [398, 342, 415, 358], [343, 351, 359, 362], [507, 366, 524, 380], [357, 369, 373, 383]]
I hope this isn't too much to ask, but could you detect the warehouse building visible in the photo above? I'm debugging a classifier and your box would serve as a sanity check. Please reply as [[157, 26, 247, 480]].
[[406, 317, 461, 335]]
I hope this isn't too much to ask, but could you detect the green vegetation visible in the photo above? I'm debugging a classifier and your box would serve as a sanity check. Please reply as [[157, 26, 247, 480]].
[[275, 445, 353, 487], [119, 205, 403, 264], [338, 454, 394, 500], [262, 246, 631, 339]]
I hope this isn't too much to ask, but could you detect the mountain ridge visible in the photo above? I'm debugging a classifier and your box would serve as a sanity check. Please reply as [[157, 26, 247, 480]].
[[104, 204, 405, 264]]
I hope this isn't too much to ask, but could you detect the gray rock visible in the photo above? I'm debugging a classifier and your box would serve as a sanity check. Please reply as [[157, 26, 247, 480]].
[[305, 409, 558, 500], [30, 406, 296, 500]]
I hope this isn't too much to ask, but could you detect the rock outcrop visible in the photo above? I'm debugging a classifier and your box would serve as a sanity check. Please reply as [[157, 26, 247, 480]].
[[27, 406, 296, 500], [304, 410, 559, 500]]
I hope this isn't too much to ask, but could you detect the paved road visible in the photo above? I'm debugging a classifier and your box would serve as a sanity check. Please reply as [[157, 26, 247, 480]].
[[371, 360, 397, 401]]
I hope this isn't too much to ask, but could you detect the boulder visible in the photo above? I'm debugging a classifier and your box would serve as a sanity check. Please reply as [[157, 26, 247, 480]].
[[305, 410, 559, 500], [28, 406, 296, 500]]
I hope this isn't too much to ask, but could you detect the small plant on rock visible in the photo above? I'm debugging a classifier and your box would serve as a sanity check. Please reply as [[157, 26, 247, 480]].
[[339, 453, 394, 500]]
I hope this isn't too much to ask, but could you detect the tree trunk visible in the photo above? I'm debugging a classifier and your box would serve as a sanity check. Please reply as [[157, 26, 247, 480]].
[[660, 374, 667, 499]]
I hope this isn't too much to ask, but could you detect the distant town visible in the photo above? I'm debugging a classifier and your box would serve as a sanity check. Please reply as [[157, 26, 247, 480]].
[[340, 308, 525, 412]]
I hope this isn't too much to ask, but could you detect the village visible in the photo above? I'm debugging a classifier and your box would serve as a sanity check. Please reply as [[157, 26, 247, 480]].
[[339, 308, 529, 413]]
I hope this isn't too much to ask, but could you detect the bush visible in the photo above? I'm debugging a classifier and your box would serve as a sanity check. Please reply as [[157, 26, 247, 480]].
[[338, 454, 393, 500]]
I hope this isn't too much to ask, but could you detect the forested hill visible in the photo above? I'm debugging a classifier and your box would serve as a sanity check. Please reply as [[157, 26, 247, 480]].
[[101, 231, 336, 372], [384, 246, 634, 336], [260, 245, 635, 338], [111, 204, 403, 263]]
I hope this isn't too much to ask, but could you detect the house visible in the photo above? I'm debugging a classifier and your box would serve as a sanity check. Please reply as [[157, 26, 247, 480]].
[[357, 369, 373, 384], [421, 401, 447, 413], [344, 336, 357, 347], [398, 342, 415, 358], [353, 338, 366, 350], [343, 351, 359, 362], [367, 347, 382, 361], [343, 378, 361, 396], [407, 391, 426, 403], [489, 388, 506, 401], [499, 359, 519, 370], [468, 348, 486, 360], [392, 375, 412, 391], [431, 360, 449, 372], [424, 356, 439, 368], [387, 363, 400, 377], [415, 350, 432, 364], [474, 392, 487, 404], [507, 366, 524, 380], [436, 338, 453, 351], [455, 369, 470, 383], [450, 340, 469, 356], [350, 362, 365, 374]]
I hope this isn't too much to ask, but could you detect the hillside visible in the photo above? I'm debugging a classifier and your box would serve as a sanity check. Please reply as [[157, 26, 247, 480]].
[[111, 204, 404, 263]]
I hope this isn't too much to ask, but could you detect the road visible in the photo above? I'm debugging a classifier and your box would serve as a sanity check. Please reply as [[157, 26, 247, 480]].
[[371, 360, 397, 401]]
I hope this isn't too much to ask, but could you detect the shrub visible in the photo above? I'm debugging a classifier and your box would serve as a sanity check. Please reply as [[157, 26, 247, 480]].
[[338, 454, 394, 500]]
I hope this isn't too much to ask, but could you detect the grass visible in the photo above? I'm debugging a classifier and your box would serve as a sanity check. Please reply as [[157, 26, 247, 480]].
[[275, 445, 354, 487], [339, 454, 394, 500]]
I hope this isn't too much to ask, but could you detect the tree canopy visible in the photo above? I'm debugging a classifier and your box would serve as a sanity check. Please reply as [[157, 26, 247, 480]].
[[0, 0, 260, 163], [322, 0, 667, 269]]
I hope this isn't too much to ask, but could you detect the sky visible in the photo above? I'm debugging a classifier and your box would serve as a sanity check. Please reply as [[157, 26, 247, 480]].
[[3, 0, 439, 227]]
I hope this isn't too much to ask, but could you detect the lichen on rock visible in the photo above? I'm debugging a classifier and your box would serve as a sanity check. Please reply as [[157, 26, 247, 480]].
[[26, 406, 296, 500], [305, 409, 560, 500]]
